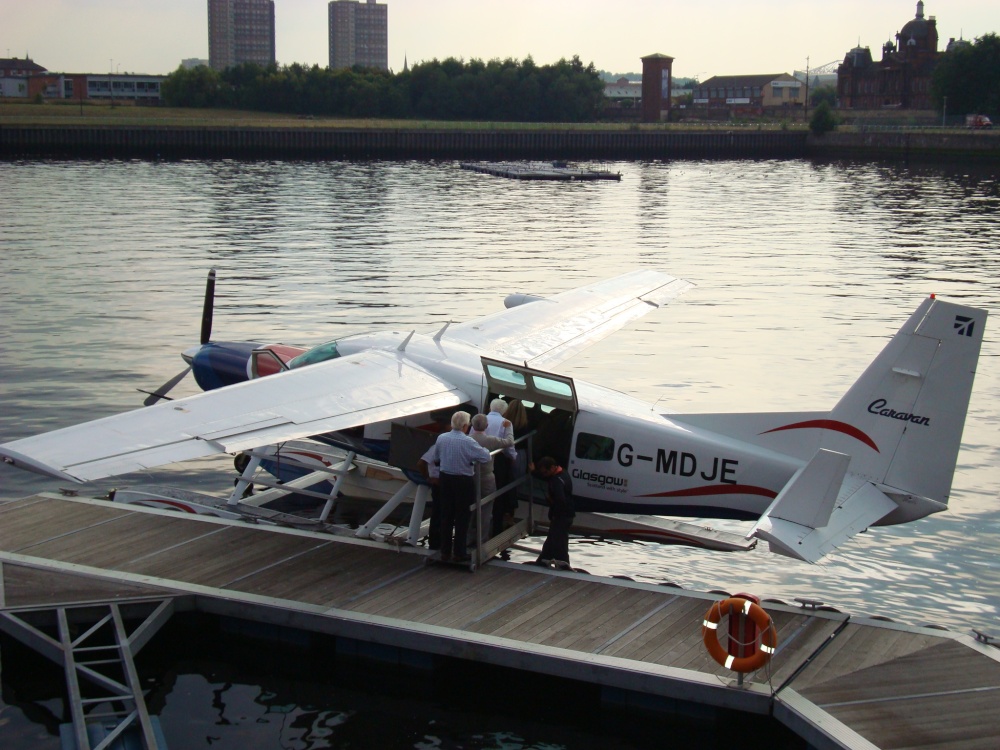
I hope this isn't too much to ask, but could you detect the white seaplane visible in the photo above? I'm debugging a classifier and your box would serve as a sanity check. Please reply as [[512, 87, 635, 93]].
[[0, 269, 986, 562]]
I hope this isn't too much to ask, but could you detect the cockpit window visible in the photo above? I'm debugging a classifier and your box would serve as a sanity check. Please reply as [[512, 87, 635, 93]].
[[288, 341, 341, 369]]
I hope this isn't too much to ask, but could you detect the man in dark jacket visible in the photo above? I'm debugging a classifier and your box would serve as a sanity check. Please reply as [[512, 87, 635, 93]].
[[534, 456, 574, 568]]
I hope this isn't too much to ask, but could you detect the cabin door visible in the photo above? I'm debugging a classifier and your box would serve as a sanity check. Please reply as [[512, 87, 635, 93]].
[[480, 357, 579, 465]]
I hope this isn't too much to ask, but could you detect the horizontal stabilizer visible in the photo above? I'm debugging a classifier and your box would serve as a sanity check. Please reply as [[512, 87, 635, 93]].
[[748, 450, 896, 563], [769, 449, 848, 528]]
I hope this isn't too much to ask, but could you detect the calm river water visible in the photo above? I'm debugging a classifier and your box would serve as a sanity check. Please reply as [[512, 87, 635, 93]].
[[0, 157, 998, 748]]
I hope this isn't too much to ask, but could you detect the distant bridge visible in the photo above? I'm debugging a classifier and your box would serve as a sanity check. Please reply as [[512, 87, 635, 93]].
[[811, 60, 842, 75]]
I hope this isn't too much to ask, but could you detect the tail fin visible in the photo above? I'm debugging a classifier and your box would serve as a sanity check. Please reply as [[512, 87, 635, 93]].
[[824, 296, 986, 504]]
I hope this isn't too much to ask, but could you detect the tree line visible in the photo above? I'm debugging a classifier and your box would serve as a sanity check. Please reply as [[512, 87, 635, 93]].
[[161, 56, 607, 122], [931, 33, 1000, 117]]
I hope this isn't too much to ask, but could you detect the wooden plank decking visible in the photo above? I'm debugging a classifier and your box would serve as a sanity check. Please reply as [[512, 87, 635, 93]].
[[1, 493, 998, 750]]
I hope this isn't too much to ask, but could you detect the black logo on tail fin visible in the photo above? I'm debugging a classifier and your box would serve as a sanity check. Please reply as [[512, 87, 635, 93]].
[[955, 315, 975, 337]]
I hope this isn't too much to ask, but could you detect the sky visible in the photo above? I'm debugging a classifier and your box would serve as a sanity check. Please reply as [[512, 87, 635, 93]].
[[5, 1, 998, 79]]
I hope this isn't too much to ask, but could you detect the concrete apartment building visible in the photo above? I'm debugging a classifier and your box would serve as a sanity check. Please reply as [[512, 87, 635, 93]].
[[208, 0, 276, 72], [328, 0, 388, 70]]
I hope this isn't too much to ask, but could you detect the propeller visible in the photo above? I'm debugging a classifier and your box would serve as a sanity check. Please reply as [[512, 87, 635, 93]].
[[140, 366, 192, 406], [141, 269, 216, 406], [201, 268, 216, 345]]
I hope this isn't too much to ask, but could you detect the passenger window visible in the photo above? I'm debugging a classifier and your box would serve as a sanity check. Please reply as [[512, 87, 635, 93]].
[[575, 433, 615, 461], [534, 375, 573, 398], [485, 364, 527, 387]]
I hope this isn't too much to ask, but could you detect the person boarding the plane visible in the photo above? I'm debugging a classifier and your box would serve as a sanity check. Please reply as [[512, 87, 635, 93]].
[[486, 397, 519, 467], [485, 399, 509, 436], [468, 413, 514, 544], [534, 456, 575, 568], [493, 398, 531, 532], [434, 411, 491, 563]]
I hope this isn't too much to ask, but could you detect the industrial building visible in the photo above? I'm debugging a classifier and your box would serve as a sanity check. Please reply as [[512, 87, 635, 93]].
[[691, 73, 805, 116]]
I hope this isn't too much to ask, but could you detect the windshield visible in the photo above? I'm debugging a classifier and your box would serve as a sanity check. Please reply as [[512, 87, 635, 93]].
[[288, 341, 341, 369]]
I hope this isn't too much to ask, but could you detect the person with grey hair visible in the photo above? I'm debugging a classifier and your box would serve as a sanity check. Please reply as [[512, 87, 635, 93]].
[[468, 412, 514, 544], [485, 398, 508, 437], [434, 410, 490, 563]]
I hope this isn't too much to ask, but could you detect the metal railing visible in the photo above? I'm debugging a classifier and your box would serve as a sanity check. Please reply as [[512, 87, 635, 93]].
[[469, 432, 535, 570]]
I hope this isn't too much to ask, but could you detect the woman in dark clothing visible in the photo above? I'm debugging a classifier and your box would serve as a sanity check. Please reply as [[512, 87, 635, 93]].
[[534, 456, 574, 567]]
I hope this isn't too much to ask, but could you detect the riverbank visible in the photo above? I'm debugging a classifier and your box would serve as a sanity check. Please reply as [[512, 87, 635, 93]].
[[2, 102, 997, 160], [806, 130, 1000, 160]]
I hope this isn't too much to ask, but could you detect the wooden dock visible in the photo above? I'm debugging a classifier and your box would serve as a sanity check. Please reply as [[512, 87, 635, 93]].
[[1, 493, 998, 750]]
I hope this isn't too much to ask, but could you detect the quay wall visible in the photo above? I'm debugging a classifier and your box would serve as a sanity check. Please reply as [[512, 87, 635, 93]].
[[1, 125, 998, 160], [806, 130, 1000, 160], [0, 126, 806, 159]]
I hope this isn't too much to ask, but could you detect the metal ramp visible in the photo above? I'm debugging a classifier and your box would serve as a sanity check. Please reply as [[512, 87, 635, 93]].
[[0, 599, 174, 750]]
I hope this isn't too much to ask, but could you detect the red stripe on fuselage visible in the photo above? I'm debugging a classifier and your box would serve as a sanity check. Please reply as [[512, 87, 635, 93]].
[[638, 484, 777, 499], [760, 419, 879, 452]]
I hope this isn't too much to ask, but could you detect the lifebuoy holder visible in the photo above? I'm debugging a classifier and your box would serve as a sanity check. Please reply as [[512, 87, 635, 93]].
[[702, 597, 777, 673]]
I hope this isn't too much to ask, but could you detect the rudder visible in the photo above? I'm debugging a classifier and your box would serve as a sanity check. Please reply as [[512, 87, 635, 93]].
[[826, 296, 986, 504]]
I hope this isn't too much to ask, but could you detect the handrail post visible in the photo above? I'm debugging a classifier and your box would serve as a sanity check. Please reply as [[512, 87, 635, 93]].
[[526, 433, 534, 535], [473, 463, 483, 567]]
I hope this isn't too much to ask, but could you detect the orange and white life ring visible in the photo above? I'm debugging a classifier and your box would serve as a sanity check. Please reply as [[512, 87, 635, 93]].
[[701, 597, 777, 673]]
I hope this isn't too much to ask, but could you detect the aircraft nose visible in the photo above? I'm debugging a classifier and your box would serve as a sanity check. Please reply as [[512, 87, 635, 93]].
[[181, 345, 203, 365]]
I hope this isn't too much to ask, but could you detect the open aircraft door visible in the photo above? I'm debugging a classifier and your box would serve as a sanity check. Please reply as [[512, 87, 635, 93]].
[[481, 357, 578, 414], [481, 357, 578, 466]]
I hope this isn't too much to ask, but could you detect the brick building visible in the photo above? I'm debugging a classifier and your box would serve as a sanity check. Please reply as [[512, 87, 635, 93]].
[[0, 57, 47, 98], [692, 73, 804, 116], [837, 1, 940, 110], [640, 53, 673, 123]]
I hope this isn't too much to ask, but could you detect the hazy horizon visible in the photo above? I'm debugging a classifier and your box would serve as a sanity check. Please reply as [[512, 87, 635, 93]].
[[6, 1, 996, 80]]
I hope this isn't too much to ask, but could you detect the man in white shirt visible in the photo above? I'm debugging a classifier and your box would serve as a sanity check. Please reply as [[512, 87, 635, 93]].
[[434, 411, 490, 562]]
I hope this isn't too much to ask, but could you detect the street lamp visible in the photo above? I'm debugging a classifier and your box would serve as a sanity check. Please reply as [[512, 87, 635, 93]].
[[804, 56, 810, 122]]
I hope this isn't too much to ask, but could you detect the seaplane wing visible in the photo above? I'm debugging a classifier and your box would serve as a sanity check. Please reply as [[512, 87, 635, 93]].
[[447, 269, 693, 367], [0, 349, 467, 484]]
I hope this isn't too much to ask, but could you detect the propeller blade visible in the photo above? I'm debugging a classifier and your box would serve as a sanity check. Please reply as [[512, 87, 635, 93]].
[[200, 268, 216, 345], [142, 366, 192, 406]]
